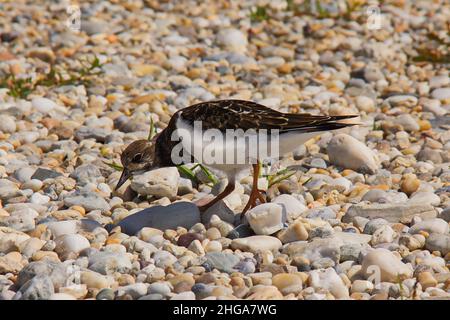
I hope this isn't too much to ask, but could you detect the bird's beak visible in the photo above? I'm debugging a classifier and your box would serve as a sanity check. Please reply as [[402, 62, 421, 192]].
[[115, 168, 131, 190]]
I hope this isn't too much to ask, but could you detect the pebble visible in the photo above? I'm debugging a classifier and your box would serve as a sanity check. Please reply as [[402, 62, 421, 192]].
[[245, 203, 285, 235], [361, 249, 413, 282], [18, 275, 54, 300], [88, 252, 132, 275], [204, 252, 239, 273], [308, 268, 349, 299], [344, 203, 436, 223], [231, 236, 282, 253], [272, 273, 303, 295], [431, 88, 450, 100], [327, 134, 379, 174], [216, 29, 247, 53], [371, 225, 396, 245], [131, 168, 179, 199], [54, 234, 90, 258], [116, 202, 201, 235], [425, 234, 450, 256], [272, 194, 307, 221], [409, 218, 449, 235]]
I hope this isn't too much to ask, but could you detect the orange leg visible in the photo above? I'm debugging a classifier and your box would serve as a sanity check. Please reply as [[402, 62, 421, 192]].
[[241, 161, 266, 218], [196, 182, 235, 212]]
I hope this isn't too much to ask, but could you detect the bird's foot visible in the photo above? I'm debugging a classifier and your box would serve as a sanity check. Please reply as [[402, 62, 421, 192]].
[[193, 196, 215, 212], [240, 188, 266, 221]]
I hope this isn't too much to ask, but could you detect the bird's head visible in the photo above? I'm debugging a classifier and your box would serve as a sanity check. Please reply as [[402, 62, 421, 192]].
[[115, 139, 157, 190]]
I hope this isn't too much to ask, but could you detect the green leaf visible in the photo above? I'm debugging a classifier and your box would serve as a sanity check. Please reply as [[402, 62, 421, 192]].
[[177, 165, 199, 183], [103, 160, 124, 171], [198, 164, 219, 185], [148, 117, 157, 141]]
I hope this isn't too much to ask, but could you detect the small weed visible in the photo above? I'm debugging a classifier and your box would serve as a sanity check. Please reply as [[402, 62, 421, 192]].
[[263, 168, 297, 188], [177, 163, 219, 186], [250, 6, 269, 22], [0, 74, 34, 99], [104, 160, 124, 171], [147, 117, 157, 141], [343, 0, 364, 20], [0, 55, 104, 99]]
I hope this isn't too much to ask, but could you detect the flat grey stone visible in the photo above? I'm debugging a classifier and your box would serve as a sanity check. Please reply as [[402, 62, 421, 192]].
[[116, 201, 201, 235], [343, 203, 437, 223], [30, 168, 62, 181]]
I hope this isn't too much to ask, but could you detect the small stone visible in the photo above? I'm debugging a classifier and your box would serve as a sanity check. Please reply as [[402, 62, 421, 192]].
[[64, 193, 110, 213], [245, 203, 285, 235], [204, 252, 239, 273], [231, 236, 282, 253], [418, 272, 438, 290], [18, 275, 54, 300], [0, 252, 24, 273], [344, 203, 437, 223], [394, 114, 420, 132], [272, 194, 307, 221], [96, 288, 115, 300], [308, 268, 349, 299], [88, 252, 132, 275], [363, 218, 389, 235], [0, 115, 16, 133], [277, 221, 309, 244], [371, 225, 396, 245], [272, 273, 303, 295], [350, 280, 374, 294], [116, 202, 201, 235], [327, 134, 379, 174], [409, 219, 449, 235], [47, 220, 78, 237], [55, 234, 90, 258], [131, 168, 179, 199], [216, 29, 247, 53], [177, 233, 203, 248], [30, 168, 62, 181], [16, 261, 67, 290], [31, 97, 58, 114], [170, 291, 196, 300], [148, 282, 171, 296], [247, 285, 283, 300], [119, 283, 148, 300], [431, 88, 450, 100], [400, 174, 420, 196], [361, 248, 413, 282], [425, 233, 450, 256]]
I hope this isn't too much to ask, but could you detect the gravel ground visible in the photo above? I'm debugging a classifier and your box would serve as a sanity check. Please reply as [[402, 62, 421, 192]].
[[0, 0, 449, 300]]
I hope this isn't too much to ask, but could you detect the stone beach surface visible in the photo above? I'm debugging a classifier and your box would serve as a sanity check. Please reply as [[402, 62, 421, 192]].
[[0, 0, 449, 300]]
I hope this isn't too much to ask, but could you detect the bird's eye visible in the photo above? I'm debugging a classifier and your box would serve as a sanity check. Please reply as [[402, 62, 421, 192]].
[[132, 153, 143, 163]]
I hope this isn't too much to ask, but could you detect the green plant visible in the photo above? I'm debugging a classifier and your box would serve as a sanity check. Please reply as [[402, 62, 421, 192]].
[[250, 6, 269, 22], [147, 117, 157, 141], [0, 74, 34, 98], [177, 163, 219, 186], [263, 167, 297, 188], [0, 55, 104, 99], [104, 160, 124, 171]]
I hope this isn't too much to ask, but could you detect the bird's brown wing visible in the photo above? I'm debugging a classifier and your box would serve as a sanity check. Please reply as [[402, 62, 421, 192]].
[[178, 99, 357, 133]]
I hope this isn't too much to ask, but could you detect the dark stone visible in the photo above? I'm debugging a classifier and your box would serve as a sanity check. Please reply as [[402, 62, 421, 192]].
[[96, 288, 115, 300], [177, 233, 204, 248], [115, 202, 201, 235], [30, 168, 62, 181], [227, 224, 255, 239]]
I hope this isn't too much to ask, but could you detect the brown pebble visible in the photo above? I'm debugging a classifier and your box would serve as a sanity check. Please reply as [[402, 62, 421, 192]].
[[177, 232, 204, 248]]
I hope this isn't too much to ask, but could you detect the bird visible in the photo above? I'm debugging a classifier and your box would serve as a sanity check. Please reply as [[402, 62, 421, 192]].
[[115, 99, 358, 216]]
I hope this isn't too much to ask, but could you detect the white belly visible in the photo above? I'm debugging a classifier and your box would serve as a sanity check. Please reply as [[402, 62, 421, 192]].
[[173, 117, 323, 169]]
